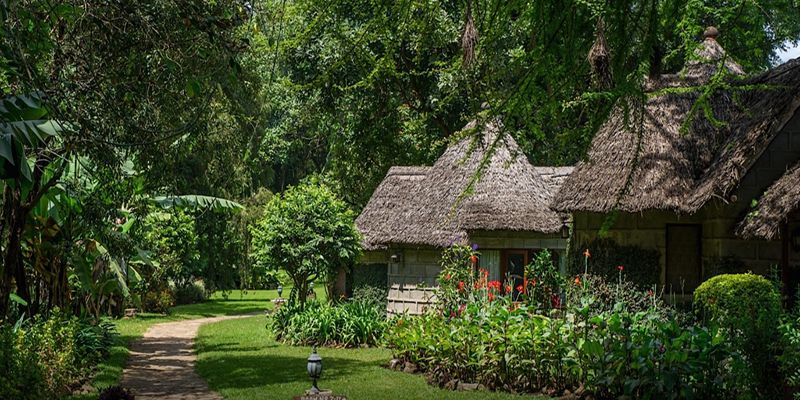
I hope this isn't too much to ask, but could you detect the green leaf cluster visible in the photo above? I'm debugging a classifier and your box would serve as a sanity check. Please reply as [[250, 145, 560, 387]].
[[250, 179, 362, 306]]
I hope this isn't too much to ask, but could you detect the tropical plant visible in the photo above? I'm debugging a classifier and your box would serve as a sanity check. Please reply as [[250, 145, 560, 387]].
[[270, 299, 386, 347], [778, 314, 800, 399]]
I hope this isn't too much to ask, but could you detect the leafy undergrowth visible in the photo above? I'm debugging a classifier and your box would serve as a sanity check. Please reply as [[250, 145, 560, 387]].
[[69, 288, 324, 400], [196, 316, 543, 400]]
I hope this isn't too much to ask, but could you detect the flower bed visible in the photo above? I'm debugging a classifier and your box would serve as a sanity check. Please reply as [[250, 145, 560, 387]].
[[385, 246, 753, 399]]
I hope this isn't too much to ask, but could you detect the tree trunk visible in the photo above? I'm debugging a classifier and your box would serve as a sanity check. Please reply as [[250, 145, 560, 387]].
[[1, 204, 29, 317]]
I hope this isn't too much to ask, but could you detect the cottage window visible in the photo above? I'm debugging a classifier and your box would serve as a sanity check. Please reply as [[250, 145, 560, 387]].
[[480, 250, 502, 281]]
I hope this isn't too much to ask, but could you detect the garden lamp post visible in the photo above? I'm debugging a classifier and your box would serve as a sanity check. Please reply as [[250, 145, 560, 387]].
[[277, 285, 283, 298], [307, 346, 322, 394]]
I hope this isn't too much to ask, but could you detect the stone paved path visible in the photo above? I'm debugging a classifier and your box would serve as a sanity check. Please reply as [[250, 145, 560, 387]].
[[121, 315, 255, 400]]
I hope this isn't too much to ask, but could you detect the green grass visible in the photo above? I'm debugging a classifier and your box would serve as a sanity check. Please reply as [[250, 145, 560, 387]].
[[70, 288, 325, 399], [196, 316, 540, 400]]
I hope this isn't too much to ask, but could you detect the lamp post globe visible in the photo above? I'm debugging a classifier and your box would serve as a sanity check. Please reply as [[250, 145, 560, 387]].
[[307, 346, 322, 394], [277, 285, 283, 298]]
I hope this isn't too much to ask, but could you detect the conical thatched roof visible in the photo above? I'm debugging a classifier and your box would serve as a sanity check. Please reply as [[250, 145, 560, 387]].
[[737, 162, 800, 240], [357, 120, 571, 250], [553, 32, 800, 214]]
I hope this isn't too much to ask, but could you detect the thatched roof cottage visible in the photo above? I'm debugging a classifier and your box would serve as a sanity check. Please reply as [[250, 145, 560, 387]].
[[553, 27, 800, 299], [356, 119, 572, 314]]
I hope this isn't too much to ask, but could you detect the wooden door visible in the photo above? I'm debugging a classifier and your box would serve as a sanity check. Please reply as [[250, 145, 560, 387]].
[[666, 224, 702, 293]]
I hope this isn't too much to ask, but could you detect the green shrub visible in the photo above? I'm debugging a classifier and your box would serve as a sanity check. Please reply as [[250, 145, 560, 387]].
[[351, 285, 387, 309], [0, 312, 117, 399], [779, 315, 800, 399], [142, 287, 175, 313], [174, 281, 209, 305], [570, 238, 660, 287], [694, 273, 781, 395], [270, 299, 386, 347], [251, 179, 362, 308], [139, 210, 200, 289]]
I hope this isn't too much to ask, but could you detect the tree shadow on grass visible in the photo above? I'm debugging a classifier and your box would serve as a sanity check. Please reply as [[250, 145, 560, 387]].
[[172, 302, 269, 317], [197, 352, 380, 391], [196, 341, 275, 353]]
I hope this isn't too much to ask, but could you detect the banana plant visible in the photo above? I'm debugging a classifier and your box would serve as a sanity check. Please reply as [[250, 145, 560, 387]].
[[0, 92, 70, 316]]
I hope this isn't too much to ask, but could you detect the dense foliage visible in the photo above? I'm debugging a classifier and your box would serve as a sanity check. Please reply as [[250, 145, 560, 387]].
[[0, 311, 117, 399], [270, 299, 386, 347], [0, 0, 253, 317], [2, 0, 800, 395], [779, 314, 800, 399], [387, 284, 748, 399], [251, 179, 362, 307], [140, 210, 200, 291], [349, 264, 389, 308], [694, 273, 781, 395], [385, 246, 761, 398], [570, 238, 661, 288], [256, 0, 800, 207]]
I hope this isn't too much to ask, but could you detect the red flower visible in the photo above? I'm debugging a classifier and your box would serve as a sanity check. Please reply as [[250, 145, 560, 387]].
[[516, 284, 524, 293], [470, 255, 479, 265], [574, 275, 581, 285], [550, 294, 561, 308], [505, 284, 512, 294], [488, 292, 495, 301], [457, 281, 465, 292], [458, 304, 466, 314], [617, 265, 624, 271], [445, 273, 451, 281], [583, 249, 591, 258]]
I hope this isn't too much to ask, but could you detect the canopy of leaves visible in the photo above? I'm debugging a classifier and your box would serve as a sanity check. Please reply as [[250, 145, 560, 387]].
[[250, 179, 362, 303], [252, 0, 800, 208]]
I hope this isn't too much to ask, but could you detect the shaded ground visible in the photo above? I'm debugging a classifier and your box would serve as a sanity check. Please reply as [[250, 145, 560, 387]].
[[121, 315, 255, 400]]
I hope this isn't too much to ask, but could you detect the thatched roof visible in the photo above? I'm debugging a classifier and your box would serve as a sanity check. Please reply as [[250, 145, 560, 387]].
[[553, 32, 800, 214], [356, 120, 571, 250], [737, 162, 800, 240]]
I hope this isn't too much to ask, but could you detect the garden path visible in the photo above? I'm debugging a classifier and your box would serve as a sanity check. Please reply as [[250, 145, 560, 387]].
[[120, 314, 257, 399]]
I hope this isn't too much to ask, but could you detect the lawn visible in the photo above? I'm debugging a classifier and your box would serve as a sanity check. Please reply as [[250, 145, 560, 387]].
[[71, 288, 324, 399], [196, 316, 540, 400]]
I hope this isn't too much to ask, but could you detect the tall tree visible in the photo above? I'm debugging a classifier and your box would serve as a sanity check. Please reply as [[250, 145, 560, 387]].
[[0, 0, 252, 315]]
